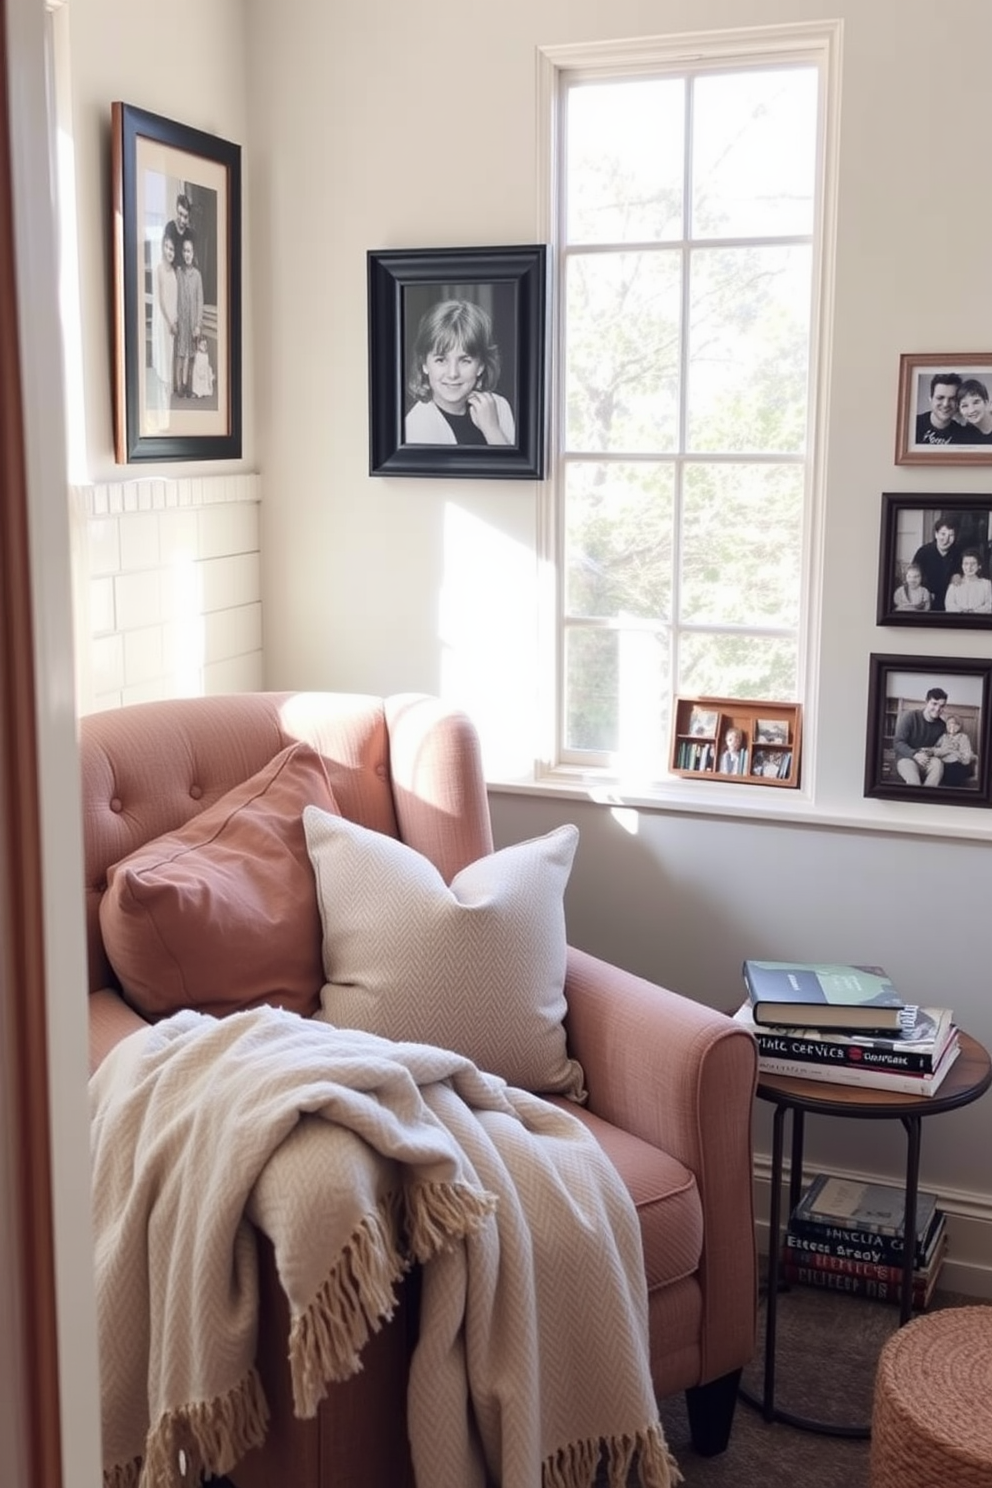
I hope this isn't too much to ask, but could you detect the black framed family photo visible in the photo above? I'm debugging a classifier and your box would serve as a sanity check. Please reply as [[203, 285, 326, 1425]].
[[112, 103, 242, 463], [367, 245, 548, 479], [864, 654, 992, 807], [895, 353, 992, 466], [876, 494, 992, 628]]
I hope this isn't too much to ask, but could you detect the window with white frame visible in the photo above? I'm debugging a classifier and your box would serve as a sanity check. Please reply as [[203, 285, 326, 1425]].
[[548, 30, 834, 785]]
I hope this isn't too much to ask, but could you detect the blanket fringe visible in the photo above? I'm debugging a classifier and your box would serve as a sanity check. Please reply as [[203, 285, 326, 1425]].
[[103, 1454, 141, 1488], [289, 1197, 408, 1417], [405, 1178, 498, 1261], [138, 1366, 268, 1488], [543, 1423, 683, 1488]]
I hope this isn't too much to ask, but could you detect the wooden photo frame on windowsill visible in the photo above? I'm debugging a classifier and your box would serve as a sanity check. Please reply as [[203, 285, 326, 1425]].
[[670, 696, 802, 788]]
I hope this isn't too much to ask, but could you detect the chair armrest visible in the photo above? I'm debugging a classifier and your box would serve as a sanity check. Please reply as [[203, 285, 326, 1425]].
[[563, 946, 757, 1148], [564, 946, 758, 1381], [89, 988, 150, 1076]]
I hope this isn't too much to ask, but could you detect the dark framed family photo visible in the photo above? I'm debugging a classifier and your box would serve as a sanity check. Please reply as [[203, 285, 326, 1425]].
[[367, 245, 548, 479], [864, 654, 992, 806], [894, 353, 992, 466], [112, 103, 242, 463], [876, 493, 992, 628]]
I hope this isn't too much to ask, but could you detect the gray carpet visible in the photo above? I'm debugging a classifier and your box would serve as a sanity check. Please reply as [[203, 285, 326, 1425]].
[[655, 1283, 985, 1488]]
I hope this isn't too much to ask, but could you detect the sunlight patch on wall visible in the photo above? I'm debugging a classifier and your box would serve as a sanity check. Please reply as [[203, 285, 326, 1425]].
[[440, 501, 538, 780], [609, 806, 640, 835], [617, 625, 668, 783], [585, 789, 641, 835]]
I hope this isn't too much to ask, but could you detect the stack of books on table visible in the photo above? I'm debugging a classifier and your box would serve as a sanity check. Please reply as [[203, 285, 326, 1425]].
[[736, 960, 961, 1096], [781, 1172, 948, 1310]]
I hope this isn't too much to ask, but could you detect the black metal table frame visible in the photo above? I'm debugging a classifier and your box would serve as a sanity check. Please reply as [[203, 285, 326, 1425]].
[[740, 1099, 923, 1437], [739, 1041, 991, 1439]]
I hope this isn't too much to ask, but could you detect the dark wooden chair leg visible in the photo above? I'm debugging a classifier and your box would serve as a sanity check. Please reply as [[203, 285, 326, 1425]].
[[684, 1368, 743, 1456]]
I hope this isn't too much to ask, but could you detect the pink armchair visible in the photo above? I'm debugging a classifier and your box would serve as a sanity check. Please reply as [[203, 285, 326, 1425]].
[[83, 691, 757, 1487]]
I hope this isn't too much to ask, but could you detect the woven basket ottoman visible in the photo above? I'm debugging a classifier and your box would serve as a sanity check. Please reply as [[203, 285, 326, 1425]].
[[870, 1305, 992, 1488]]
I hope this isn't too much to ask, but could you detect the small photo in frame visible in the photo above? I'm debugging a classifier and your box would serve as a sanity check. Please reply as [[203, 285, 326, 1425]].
[[864, 654, 992, 806], [111, 103, 242, 463], [876, 494, 992, 628], [687, 706, 719, 737], [751, 749, 793, 782], [895, 353, 992, 465], [367, 245, 547, 479], [755, 718, 789, 746]]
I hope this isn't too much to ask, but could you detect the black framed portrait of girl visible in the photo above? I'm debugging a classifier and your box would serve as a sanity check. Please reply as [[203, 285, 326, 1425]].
[[368, 246, 547, 479]]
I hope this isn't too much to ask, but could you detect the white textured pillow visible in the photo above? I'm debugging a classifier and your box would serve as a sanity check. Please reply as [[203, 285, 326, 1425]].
[[302, 808, 585, 1099]]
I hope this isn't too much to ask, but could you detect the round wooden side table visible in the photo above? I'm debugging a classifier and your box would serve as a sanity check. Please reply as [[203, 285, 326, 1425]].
[[741, 1030, 991, 1437]]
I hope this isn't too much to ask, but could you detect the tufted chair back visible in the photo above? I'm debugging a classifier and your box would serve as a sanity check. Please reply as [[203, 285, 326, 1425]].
[[79, 691, 493, 997]]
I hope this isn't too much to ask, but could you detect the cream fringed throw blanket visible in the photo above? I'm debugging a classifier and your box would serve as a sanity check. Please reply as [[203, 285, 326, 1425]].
[[90, 1007, 680, 1488]]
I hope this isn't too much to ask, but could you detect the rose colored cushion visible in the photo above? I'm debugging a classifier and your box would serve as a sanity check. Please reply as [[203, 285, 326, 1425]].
[[303, 807, 586, 1098], [100, 743, 339, 1019]]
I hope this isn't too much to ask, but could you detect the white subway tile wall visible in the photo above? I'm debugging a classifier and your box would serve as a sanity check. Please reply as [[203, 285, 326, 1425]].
[[72, 474, 264, 713]]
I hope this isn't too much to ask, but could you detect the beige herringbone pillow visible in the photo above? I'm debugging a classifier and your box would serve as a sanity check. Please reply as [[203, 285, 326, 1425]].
[[302, 807, 585, 1099]]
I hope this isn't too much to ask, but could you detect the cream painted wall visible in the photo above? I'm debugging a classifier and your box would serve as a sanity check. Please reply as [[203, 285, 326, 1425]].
[[241, 0, 992, 1270]]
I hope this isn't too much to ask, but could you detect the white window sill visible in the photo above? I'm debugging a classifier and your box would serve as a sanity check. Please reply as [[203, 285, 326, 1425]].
[[485, 767, 992, 844]]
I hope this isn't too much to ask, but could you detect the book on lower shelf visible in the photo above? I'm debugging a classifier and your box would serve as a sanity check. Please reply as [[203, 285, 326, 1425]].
[[793, 1172, 940, 1241], [786, 1204, 946, 1271], [741, 959, 916, 1032], [782, 1226, 947, 1290], [752, 1033, 961, 1096], [781, 1174, 948, 1310], [779, 1256, 944, 1310]]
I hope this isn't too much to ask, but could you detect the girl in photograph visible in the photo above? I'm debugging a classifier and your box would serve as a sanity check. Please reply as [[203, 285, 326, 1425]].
[[956, 378, 992, 443], [191, 335, 214, 398], [405, 299, 515, 446], [151, 233, 178, 401], [944, 549, 992, 614], [892, 563, 932, 612], [174, 235, 204, 399], [933, 714, 975, 787]]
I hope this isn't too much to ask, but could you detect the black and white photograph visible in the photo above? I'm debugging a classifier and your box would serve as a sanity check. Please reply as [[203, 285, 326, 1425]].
[[688, 706, 719, 737], [403, 289, 517, 449], [368, 245, 547, 478], [112, 103, 242, 462], [895, 353, 992, 465], [751, 748, 793, 781], [876, 494, 992, 628], [755, 718, 789, 745], [864, 654, 992, 806]]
